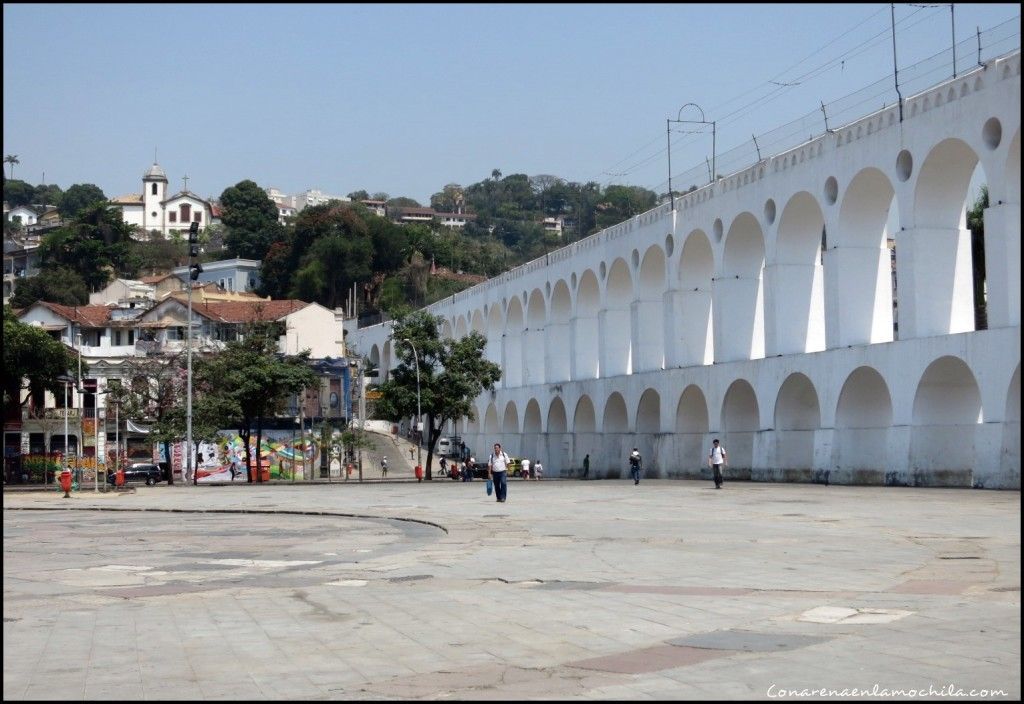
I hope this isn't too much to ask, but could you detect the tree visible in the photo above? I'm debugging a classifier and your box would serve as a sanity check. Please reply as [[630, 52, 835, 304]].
[[3, 179, 35, 208], [196, 322, 316, 482], [220, 179, 283, 260], [4, 155, 19, 179], [347, 189, 370, 201], [32, 183, 63, 208], [39, 202, 139, 290], [8, 266, 89, 307], [386, 196, 422, 209], [60, 183, 107, 219], [3, 306, 82, 418], [374, 310, 501, 480]]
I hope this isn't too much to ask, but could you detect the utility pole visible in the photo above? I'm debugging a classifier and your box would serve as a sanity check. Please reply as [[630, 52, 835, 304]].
[[187, 221, 202, 485]]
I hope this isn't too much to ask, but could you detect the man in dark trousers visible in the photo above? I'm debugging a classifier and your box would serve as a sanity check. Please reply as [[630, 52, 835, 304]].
[[709, 438, 728, 489], [582, 453, 590, 479], [629, 448, 642, 485]]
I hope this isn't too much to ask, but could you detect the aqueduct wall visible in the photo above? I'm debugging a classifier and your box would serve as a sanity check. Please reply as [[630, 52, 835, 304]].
[[348, 51, 1021, 489]]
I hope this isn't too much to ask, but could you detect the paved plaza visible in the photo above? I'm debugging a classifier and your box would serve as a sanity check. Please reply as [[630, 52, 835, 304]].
[[3, 479, 1020, 700]]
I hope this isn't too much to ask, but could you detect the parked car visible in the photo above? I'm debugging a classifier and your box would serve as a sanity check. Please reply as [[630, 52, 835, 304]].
[[107, 462, 164, 486]]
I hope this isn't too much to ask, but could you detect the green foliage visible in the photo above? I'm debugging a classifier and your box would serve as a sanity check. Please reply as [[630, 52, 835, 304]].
[[39, 202, 138, 290], [3, 306, 82, 415], [220, 179, 283, 260], [8, 266, 89, 307], [374, 310, 501, 478], [60, 183, 107, 219], [3, 178, 35, 207], [347, 189, 370, 201]]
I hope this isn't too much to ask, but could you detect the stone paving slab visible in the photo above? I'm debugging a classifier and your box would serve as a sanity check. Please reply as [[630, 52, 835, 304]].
[[3, 480, 1020, 700]]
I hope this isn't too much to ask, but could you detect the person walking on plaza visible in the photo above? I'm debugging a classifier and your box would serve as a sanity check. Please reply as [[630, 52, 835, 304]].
[[534, 459, 543, 480], [520, 456, 531, 480], [709, 439, 727, 489], [381, 456, 388, 478], [582, 453, 590, 479], [629, 448, 642, 485], [488, 443, 510, 502]]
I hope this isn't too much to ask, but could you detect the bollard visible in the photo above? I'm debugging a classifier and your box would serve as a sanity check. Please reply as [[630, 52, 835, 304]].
[[115, 467, 125, 489], [415, 465, 423, 482], [59, 469, 72, 498]]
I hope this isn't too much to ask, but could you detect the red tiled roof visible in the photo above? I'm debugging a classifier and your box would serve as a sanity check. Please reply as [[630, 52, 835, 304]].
[[189, 299, 309, 323], [37, 302, 113, 327]]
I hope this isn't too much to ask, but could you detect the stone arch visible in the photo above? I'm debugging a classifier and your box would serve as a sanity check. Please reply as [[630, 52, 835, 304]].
[[523, 399, 542, 434], [573, 269, 601, 380], [484, 403, 499, 435], [771, 192, 826, 354], [636, 388, 661, 434], [674, 385, 710, 476], [504, 297, 524, 387], [773, 372, 821, 472], [547, 397, 568, 433], [471, 309, 486, 335], [382, 340, 392, 381], [486, 304, 503, 372], [547, 280, 572, 382], [675, 230, 714, 366], [1007, 128, 1021, 202], [440, 319, 454, 340], [721, 379, 759, 473], [908, 138, 986, 337], [603, 392, 628, 433], [369, 344, 381, 375], [716, 212, 765, 361], [910, 356, 982, 483], [502, 401, 520, 434], [833, 167, 896, 346], [635, 245, 666, 371], [603, 259, 633, 376], [1002, 365, 1021, 483], [574, 395, 596, 433], [455, 315, 468, 339], [835, 366, 893, 477], [524, 288, 546, 385]]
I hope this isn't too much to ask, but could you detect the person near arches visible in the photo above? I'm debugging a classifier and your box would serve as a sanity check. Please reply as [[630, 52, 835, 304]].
[[709, 439, 727, 489], [629, 448, 642, 485]]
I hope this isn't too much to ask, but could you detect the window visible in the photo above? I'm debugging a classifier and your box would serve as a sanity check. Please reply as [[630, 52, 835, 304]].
[[152, 183, 158, 195], [180, 204, 191, 222], [169, 212, 177, 223], [194, 212, 202, 223]]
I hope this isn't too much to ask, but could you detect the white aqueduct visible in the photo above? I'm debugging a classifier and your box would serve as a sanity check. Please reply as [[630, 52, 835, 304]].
[[346, 52, 1021, 489]]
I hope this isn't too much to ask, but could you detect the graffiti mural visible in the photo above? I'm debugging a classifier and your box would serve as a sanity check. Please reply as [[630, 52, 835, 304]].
[[168, 430, 336, 482]]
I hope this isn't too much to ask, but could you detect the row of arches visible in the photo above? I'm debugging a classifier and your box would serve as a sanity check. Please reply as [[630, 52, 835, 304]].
[[420, 127, 1019, 389], [461, 358, 1019, 484]]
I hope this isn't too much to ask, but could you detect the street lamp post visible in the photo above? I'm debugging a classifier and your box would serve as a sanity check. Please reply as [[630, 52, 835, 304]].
[[187, 221, 202, 486], [400, 338, 422, 474], [666, 102, 715, 211]]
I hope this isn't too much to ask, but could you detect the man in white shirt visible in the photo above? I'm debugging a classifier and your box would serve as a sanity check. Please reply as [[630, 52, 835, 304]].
[[520, 457, 531, 480], [488, 443, 510, 502], [709, 439, 728, 489]]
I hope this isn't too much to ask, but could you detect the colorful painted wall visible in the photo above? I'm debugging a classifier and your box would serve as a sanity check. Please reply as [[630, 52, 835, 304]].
[[165, 430, 339, 482]]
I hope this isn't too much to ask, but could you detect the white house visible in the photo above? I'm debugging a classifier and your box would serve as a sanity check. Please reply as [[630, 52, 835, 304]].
[[110, 163, 222, 236], [171, 257, 262, 293]]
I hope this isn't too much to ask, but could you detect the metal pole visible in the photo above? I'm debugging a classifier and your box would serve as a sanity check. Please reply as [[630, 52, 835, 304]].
[[63, 380, 68, 477], [95, 405, 101, 492], [77, 334, 83, 486], [711, 121, 716, 184], [666, 118, 674, 211], [187, 268, 193, 485], [401, 339, 422, 474], [359, 363, 365, 483], [114, 401, 119, 477], [951, 3, 956, 78], [300, 396, 305, 480], [891, 3, 904, 122]]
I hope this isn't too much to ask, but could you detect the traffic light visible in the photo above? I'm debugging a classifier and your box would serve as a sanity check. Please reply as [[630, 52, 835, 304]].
[[188, 221, 199, 244], [189, 244, 200, 258], [190, 263, 203, 281]]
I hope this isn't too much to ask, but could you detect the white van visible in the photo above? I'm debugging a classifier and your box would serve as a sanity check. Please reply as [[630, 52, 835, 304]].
[[438, 437, 452, 457]]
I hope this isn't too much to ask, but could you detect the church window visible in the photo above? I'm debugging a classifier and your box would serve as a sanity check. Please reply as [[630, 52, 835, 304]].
[[194, 212, 202, 223], [152, 183, 158, 195], [180, 204, 191, 222], [169, 212, 177, 223]]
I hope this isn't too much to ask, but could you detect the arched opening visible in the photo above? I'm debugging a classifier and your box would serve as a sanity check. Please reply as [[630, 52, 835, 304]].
[[832, 168, 896, 346], [524, 289, 546, 385], [988, 129, 1020, 328], [369, 344, 381, 374], [455, 315, 468, 339], [603, 392, 628, 433], [504, 297, 524, 387], [502, 401, 520, 434], [523, 399, 542, 433], [573, 396, 596, 433], [721, 379, 759, 474], [441, 320, 453, 340], [547, 397, 567, 433], [716, 213, 765, 362], [635, 246, 666, 371], [773, 372, 820, 473], [907, 139, 985, 337], [771, 192, 825, 354], [675, 385, 710, 476], [910, 355, 982, 485], [548, 280, 572, 382], [834, 366, 892, 479], [486, 305, 504, 375], [520, 398, 542, 460], [1001, 365, 1020, 484], [573, 270, 601, 380], [484, 403, 499, 435], [674, 230, 714, 367], [636, 389, 661, 433], [602, 259, 633, 376]]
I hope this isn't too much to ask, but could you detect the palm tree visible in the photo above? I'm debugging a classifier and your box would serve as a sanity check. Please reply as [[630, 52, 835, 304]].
[[4, 154, 19, 179]]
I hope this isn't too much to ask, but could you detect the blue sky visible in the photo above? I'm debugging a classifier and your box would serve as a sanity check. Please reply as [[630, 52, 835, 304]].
[[3, 3, 1019, 205]]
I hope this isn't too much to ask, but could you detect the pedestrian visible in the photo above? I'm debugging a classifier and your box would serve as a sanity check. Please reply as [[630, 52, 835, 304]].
[[381, 456, 388, 478], [520, 456, 531, 480], [409, 446, 415, 460], [629, 448, 642, 485], [534, 459, 543, 480], [582, 453, 590, 479], [708, 438, 727, 489], [488, 443, 510, 503], [464, 456, 475, 481], [439, 456, 448, 477]]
